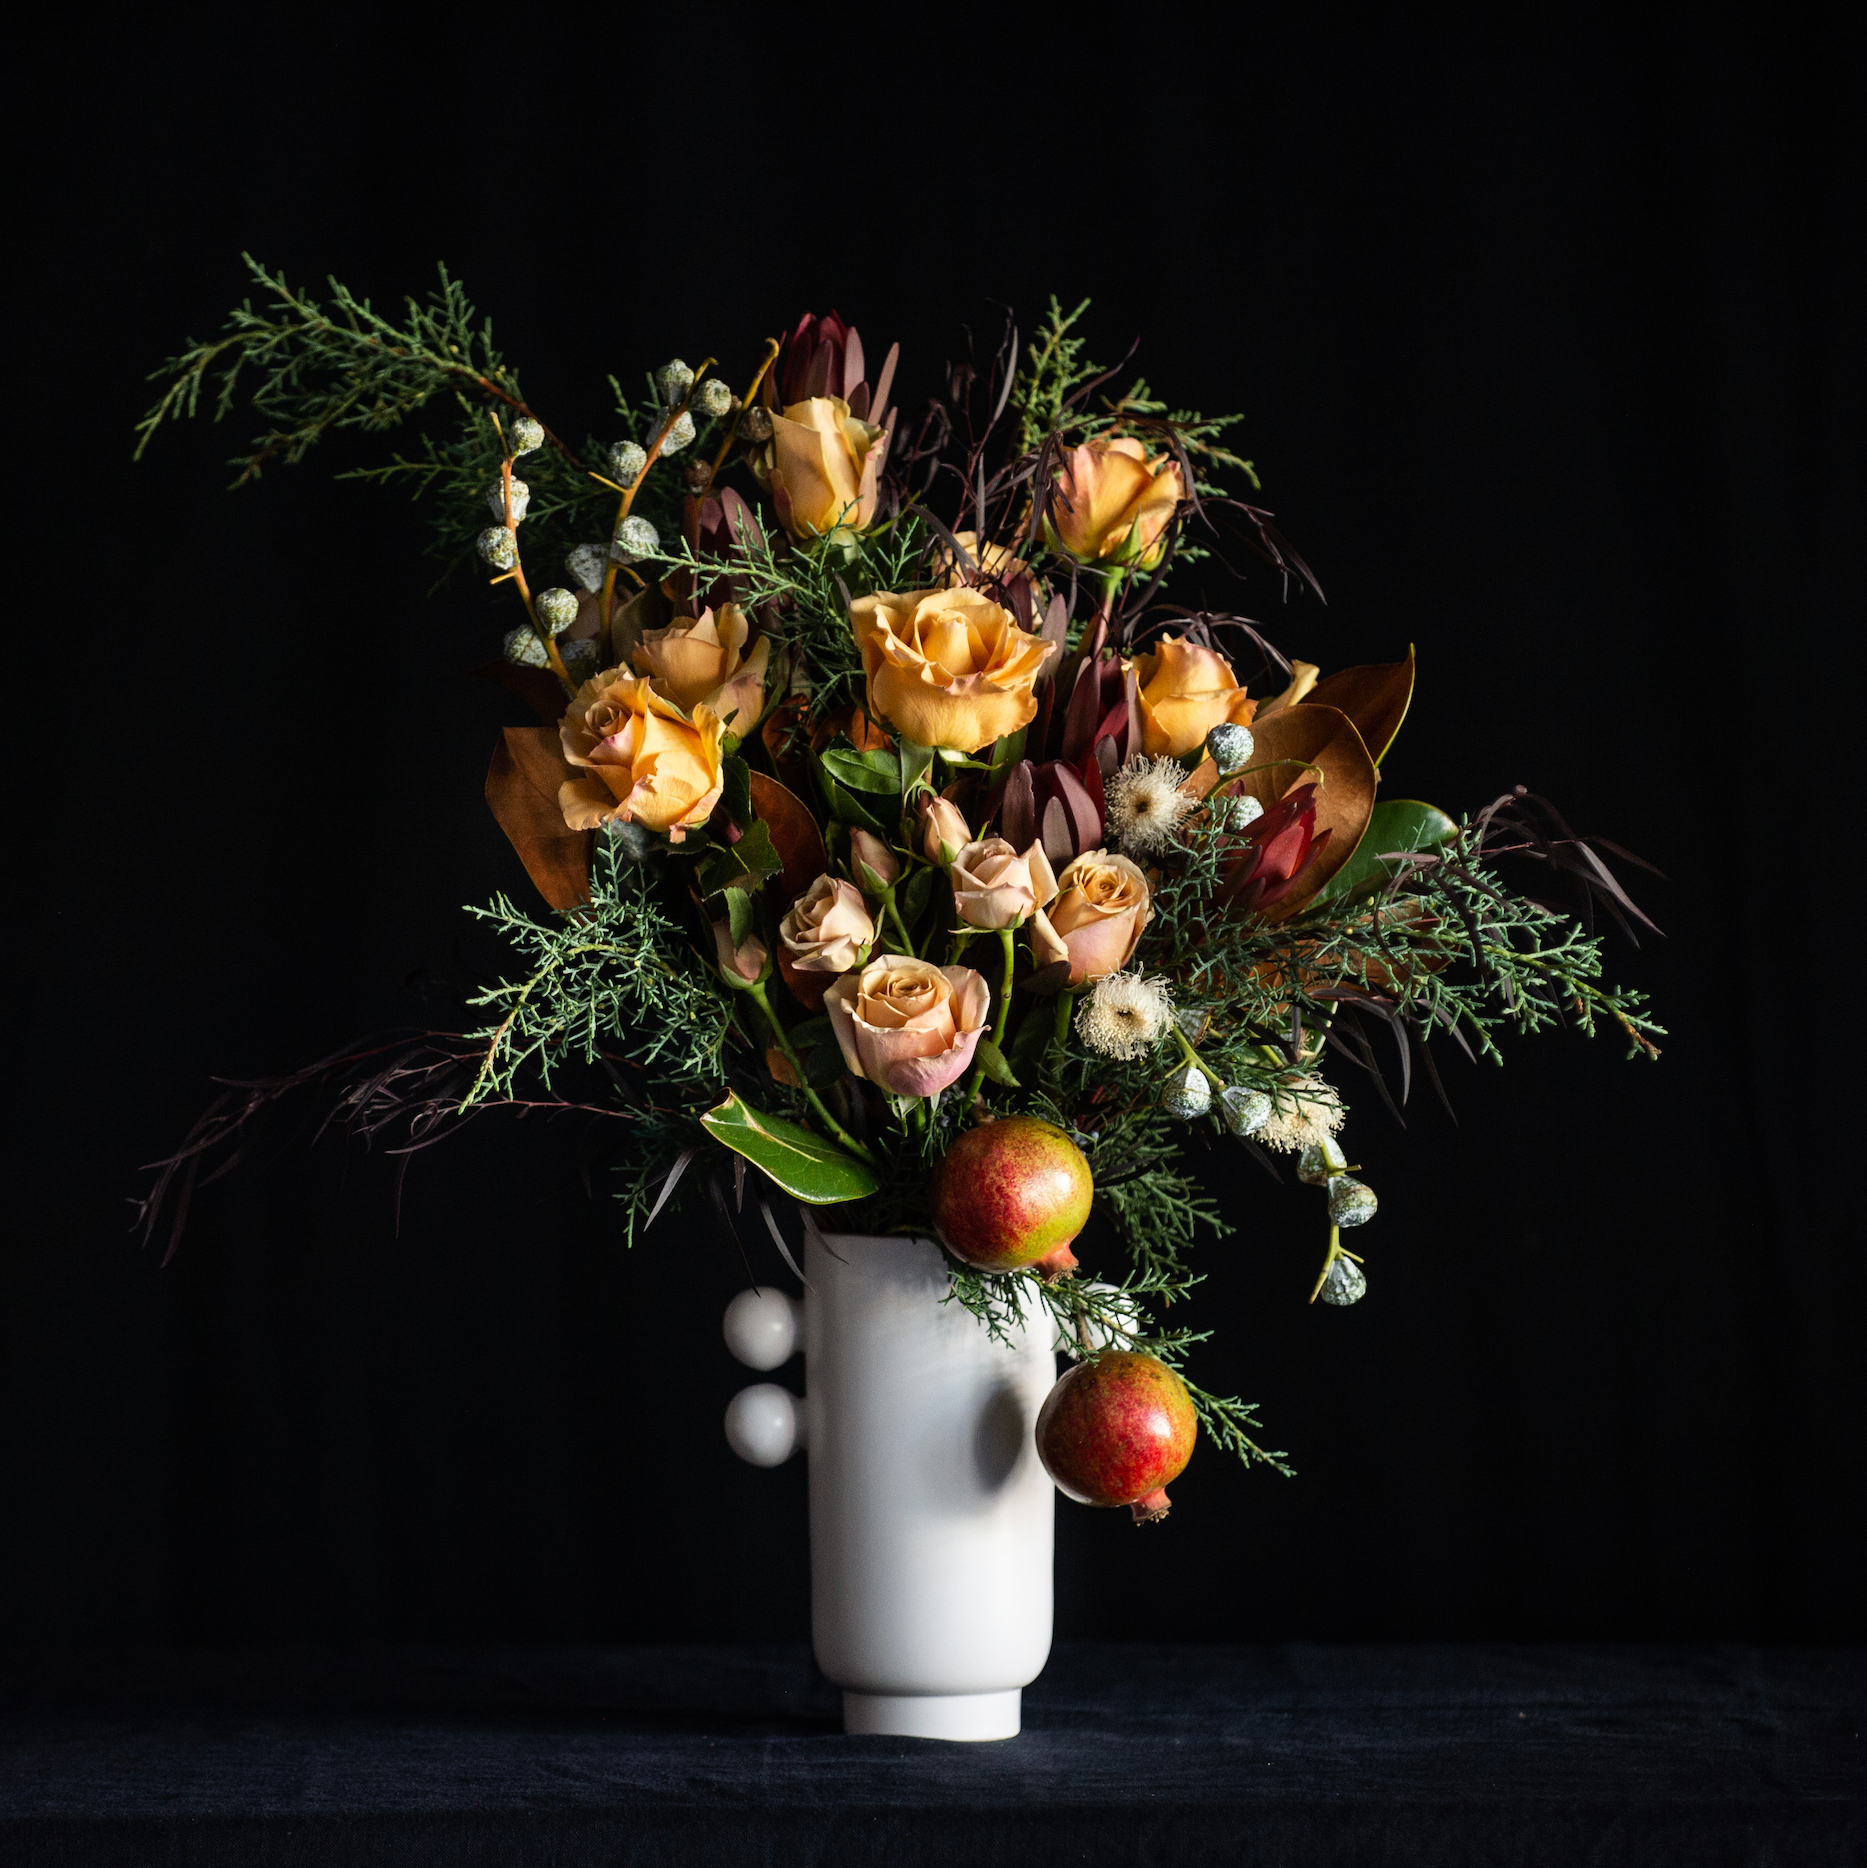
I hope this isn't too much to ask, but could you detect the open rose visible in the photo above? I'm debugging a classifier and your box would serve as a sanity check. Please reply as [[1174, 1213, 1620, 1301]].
[[950, 837, 1058, 930], [1045, 437, 1183, 568], [1131, 636, 1257, 759], [759, 396, 886, 540], [1031, 850, 1152, 985], [824, 955, 990, 1098], [558, 667, 724, 841], [632, 602, 769, 733], [778, 875, 874, 974], [849, 587, 1056, 753]]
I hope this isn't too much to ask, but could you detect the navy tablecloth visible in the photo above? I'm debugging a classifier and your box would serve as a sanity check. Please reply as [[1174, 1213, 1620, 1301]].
[[2, 1643, 1861, 1864]]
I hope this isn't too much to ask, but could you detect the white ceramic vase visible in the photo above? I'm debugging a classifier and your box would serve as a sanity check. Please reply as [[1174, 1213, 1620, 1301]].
[[721, 1231, 1056, 1741]]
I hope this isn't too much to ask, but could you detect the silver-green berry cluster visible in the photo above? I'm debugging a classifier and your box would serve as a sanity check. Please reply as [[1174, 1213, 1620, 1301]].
[[535, 588, 579, 636], [560, 639, 601, 683], [477, 527, 518, 570], [655, 360, 695, 407], [1220, 1086, 1272, 1137], [1318, 1255, 1367, 1306], [507, 416, 545, 456], [502, 625, 548, 667], [1223, 793, 1264, 833], [696, 378, 734, 417], [1206, 723, 1255, 772], [611, 515, 659, 563], [661, 411, 696, 454], [1298, 1136, 1378, 1226], [566, 543, 609, 592]]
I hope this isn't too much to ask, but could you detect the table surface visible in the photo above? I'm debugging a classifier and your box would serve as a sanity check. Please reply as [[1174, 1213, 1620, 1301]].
[[3, 1643, 1862, 1865]]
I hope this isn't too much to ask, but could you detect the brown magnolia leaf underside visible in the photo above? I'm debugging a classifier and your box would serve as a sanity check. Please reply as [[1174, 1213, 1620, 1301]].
[[485, 727, 591, 910], [1304, 648, 1415, 766], [751, 770, 831, 1011]]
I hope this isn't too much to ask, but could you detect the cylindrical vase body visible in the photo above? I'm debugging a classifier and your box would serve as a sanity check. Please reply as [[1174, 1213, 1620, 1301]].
[[805, 1232, 1055, 1739]]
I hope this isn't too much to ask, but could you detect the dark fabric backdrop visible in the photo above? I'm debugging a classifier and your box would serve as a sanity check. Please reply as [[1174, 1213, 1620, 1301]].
[[6, 13, 1859, 1655]]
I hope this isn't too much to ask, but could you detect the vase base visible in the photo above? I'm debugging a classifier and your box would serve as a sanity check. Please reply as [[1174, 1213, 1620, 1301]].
[[842, 1688, 1022, 1741]]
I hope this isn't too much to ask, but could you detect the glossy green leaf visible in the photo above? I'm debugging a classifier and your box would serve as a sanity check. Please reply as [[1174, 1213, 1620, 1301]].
[[821, 745, 902, 795], [974, 1035, 1020, 1088], [698, 819, 782, 898], [1311, 799, 1457, 906], [701, 1091, 880, 1204]]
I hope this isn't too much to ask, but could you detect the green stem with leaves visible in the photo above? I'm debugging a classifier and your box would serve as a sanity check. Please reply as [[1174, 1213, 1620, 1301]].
[[746, 980, 877, 1164]]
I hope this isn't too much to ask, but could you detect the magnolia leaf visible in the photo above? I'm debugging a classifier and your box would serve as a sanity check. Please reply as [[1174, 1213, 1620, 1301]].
[[1225, 703, 1378, 920], [1304, 648, 1416, 766], [974, 1036, 1020, 1088], [747, 771, 826, 905], [484, 728, 591, 911], [701, 1092, 879, 1204], [1311, 799, 1456, 906]]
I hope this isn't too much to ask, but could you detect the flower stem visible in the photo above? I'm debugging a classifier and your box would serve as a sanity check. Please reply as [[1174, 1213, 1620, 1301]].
[[746, 982, 877, 1164], [1054, 988, 1076, 1048], [882, 889, 918, 958], [1171, 1023, 1226, 1090], [961, 927, 1018, 1106]]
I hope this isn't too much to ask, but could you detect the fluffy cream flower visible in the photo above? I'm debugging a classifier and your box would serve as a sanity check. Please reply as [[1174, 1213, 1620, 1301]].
[[1105, 755, 1195, 854], [1255, 1074, 1347, 1154], [1075, 972, 1174, 1061]]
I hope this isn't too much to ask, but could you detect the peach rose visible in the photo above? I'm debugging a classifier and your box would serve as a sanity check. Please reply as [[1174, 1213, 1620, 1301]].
[[824, 954, 990, 1098], [1130, 636, 1257, 759], [849, 587, 1056, 753], [558, 667, 724, 841], [1046, 437, 1184, 568], [712, 919, 769, 987], [848, 828, 899, 893], [1031, 850, 1152, 985], [632, 602, 769, 733], [778, 875, 875, 974], [950, 837, 1058, 931], [921, 797, 972, 866], [760, 396, 886, 540]]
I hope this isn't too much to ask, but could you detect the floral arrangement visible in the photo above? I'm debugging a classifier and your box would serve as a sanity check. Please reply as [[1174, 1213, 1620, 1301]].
[[139, 266, 1661, 1515]]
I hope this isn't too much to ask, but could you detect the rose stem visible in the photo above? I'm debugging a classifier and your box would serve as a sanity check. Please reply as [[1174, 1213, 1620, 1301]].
[[1053, 988, 1076, 1048], [1170, 1023, 1227, 1091], [694, 337, 781, 506], [594, 355, 717, 661], [961, 927, 1018, 1104], [881, 888, 918, 959], [745, 980, 877, 1165]]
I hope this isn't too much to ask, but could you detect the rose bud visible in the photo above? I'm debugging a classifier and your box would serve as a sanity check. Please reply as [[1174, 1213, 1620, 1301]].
[[1029, 850, 1152, 986], [778, 876, 875, 974], [1131, 636, 1257, 760], [1044, 437, 1183, 568], [823, 955, 990, 1099], [756, 397, 887, 540], [921, 797, 972, 866], [712, 920, 769, 989], [849, 588, 1056, 753], [632, 602, 769, 732], [950, 837, 1058, 931], [848, 828, 900, 894], [557, 670, 725, 843]]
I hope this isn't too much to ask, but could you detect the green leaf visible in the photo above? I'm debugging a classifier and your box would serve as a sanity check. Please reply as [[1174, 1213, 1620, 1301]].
[[817, 766, 888, 834], [897, 738, 937, 799], [1007, 1001, 1055, 1073], [974, 1035, 1020, 1087], [698, 819, 782, 898], [986, 728, 1028, 780], [701, 1091, 880, 1204], [1311, 799, 1457, 906], [724, 885, 754, 948], [901, 864, 936, 933], [821, 744, 902, 795], [719, 755, 753, 833]]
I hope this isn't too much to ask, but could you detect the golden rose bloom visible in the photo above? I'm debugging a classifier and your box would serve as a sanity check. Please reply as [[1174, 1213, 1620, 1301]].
[[633, 602, 770, 733], [824, 954, 991, 1099], [1046, 437, 1184, 567], [848, 587, 1056, 754], [1130, 636, 1257, 759], [760, 396, 886, 540], [558, 667, 724, 841], [778, 875, 875, 974], [950, 837, 1059, 931], [1031, 850, 1152, 986]]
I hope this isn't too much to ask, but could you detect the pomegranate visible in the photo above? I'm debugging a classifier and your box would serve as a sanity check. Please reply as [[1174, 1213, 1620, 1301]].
[[1035, 1351, 1196, 1524], [928, 1116, 1093, 1277]]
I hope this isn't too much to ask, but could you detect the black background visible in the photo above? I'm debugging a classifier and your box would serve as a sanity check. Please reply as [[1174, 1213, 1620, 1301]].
[[6, 12, 1859, 1660]]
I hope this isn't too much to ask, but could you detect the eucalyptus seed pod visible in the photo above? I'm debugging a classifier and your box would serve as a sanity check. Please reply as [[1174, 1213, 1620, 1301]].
[[502, 624, 549, 668], [1206, 723, 1255, 772], [477, 527, 519, 570], [661, 411, 697, 454], [1318, 1254, 1367, 1306], [1160, 1065, 1213, 1120], [1174, 1006, 1211, 1044], [1220, 1086, 1273, 1137], [560, 638, 600, 683], [566, 543, 610, 593], [1327, 1176, 1379, 1228], [738, 406, 774, 444], [1224, 793, 1265, 833], [508, 416, 545, 456], [534, 587, 580, 637], [1297, 1137, 1348, 1185], [485, 476, 530, 524], [605, 818, 657, 860], [654, 360, 695, 407], [682, 459, 713, 493], [696, 377, 734, 417], [607, 440, 648, 485], [610, 514, 659, 563]]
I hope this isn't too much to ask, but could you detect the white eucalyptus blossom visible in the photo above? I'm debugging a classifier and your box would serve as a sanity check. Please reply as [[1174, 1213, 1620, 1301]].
[[1077, 972, 1174, 1060], [696, 377, 734, 417], [485, 476, 529, 524], [1318, 1255, 1367, 1306], [507, 416, 545, 456], [1160, 1064, 1212, 1120], [535, 587, 579, 636], [1256, 1074, 1346, 1154], [566, 543, 610, 593], [477, 527, 518, 570], [611, 515, 659, 563], [1106, 756, 1194, 854], [608, 440, 648, 485], [502, 625, 548, 668]]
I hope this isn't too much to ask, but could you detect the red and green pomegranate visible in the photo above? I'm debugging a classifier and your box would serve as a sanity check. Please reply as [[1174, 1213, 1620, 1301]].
[[928, 1116, 1093, 1278], [1036, 1351, 1197, 1524]]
